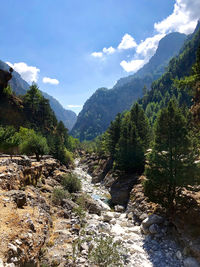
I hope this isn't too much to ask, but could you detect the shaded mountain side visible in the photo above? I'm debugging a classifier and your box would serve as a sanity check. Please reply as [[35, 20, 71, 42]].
[[71, 32, 187, 141], [0, 60, 77, 130]]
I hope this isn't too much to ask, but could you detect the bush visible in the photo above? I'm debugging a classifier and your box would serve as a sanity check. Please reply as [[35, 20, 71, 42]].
[[88, 235, 125, 266], [19, 129, 49, 161], [52, 187, 68, 205], [64, 148, 74, 166], [61, 173, 81, 193]]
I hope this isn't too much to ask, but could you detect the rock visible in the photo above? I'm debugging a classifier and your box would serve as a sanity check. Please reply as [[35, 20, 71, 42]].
[[127, 212, 133, 220], [61, 199, 78, 210], [176, 250, 182, 260], [142, 214, 164, 229], [114, 205, 125, 212], [110, 175, 137, 206], [26, 219, 36, 232], [103, 212, 114, 222], [12, 191, 27, 208], [184, 257, 200, 267], [8, 243, 18, 254], [149, 224, 160, 234], [84, 197, 102, 216]]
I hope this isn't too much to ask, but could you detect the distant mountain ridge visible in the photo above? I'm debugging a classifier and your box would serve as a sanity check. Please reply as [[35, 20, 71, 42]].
[[0, 60, 77, 131], [71, 32, 187, 141]]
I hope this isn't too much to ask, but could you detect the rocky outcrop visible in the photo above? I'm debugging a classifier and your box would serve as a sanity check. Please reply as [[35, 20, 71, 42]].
[[110, 174, 138, 206], [0, 68, 13, 92]]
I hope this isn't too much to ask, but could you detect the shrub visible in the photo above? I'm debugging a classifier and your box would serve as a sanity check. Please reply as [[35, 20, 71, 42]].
[[19, 129, 49, 161], [61, 173, 81, 193], [64, 148, 74, 166], [88, 235, 125, 266], [52, 187, 68, 205]]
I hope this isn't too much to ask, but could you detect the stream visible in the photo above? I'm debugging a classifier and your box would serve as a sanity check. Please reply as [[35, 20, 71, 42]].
[[73, 159, 184, 267]]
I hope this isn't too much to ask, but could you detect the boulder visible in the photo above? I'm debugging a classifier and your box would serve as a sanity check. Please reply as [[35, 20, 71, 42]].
[[142, 214, 164, 228], [149, 224, 160, 234], [102, 212, 114, 222], [61, 199, 78, 210], [114, 205, 125, 212], [110, 175, 137, 206], [184, 257, 200, 267], [84, 197, 102, 216], [11, 191, 27, 208]]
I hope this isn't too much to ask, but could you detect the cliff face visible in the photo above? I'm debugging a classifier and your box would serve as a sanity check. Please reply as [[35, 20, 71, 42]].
[[0, 60, 77, 130]]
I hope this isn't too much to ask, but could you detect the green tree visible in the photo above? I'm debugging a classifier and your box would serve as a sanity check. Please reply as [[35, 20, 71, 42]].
[[19, 130, 49, 161], [144, 100, 200, 208], [104, 113, 121, 157], [0, 126, 19, 157], [115, 113, 145, 172]]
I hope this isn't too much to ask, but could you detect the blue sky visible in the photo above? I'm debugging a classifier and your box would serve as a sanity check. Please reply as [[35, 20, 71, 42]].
[[0, 0, 199, 114]]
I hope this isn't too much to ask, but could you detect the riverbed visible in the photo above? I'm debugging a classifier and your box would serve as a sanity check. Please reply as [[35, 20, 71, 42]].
[[73, 159, 184, 267]]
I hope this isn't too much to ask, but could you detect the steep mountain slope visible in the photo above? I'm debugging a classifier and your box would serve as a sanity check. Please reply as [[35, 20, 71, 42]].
[[71, 32, 187, 141], [0, 60, 77, 130], [139, 22, 200, 123]]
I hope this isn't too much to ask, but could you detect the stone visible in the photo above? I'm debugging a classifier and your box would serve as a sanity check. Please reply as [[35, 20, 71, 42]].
[[149, 224, 160, 234], [127, 212, 133, 220], [142, 214, 164, 229], [183, 257, 200, 267], [176, 250, 182, 260], [12, 191, 27, 208], [61, 199, 78, 210], [84, 197, 102, 215], [103, 212, 114, 222], [26, 219, 36, 232], [110, 175, 137, 206], [114, 205, 125, 212]]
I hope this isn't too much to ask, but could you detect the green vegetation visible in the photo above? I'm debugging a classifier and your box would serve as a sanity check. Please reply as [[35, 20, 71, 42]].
[[19, 129, 49, 161], [0, 81, 79, 164], [71, 32, 187, 141], [52, 187, 69, 205], [88, 235, 125, 267], [61, 173, 81, 193], [144, 100, 200, 208]]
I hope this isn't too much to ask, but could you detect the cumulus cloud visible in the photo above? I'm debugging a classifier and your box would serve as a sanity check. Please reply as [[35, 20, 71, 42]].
[[42, 77, 59, 85], [103, 46, 115, 54], [120, 0, 199, 72], [154, 0, 200, 34], [136, 34, 165, 58], [67, 104, 83, 108], [118, 34, 137, 50], [91, 52, 103, 58], [6, 62, 40, 83], [120, 59, 145, 73]]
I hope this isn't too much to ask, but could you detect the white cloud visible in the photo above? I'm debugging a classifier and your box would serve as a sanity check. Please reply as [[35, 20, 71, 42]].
[[6, 62, 40, 83], [120, 59, 145, 73], [136, 34, 165, 59], [118, 34, 137, 50], [154, 0, 200, 34], [103, 46, 116, 54], [91, 52, 103, 58], [43, 77, 59, 85], [67, 105, 83, 108]]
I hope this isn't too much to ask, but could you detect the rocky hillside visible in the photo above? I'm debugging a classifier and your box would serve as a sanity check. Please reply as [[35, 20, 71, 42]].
[[0, 60, 77, 130], [71, 32, 187, 141], [0, 154, 199, 266]]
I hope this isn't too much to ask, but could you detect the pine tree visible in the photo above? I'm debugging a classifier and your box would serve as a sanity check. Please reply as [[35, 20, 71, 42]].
[[144, 100, 200, 208], [104, 113, 121, 157]]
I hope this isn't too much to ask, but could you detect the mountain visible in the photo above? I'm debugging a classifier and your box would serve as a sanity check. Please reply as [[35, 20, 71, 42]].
[[139, 21, 200, 123], [71, 32, 187, 141], [0, 60, 77, 130]]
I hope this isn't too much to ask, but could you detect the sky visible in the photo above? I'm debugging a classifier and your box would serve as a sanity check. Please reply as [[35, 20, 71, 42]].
[[0, 0, 200, 114]]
